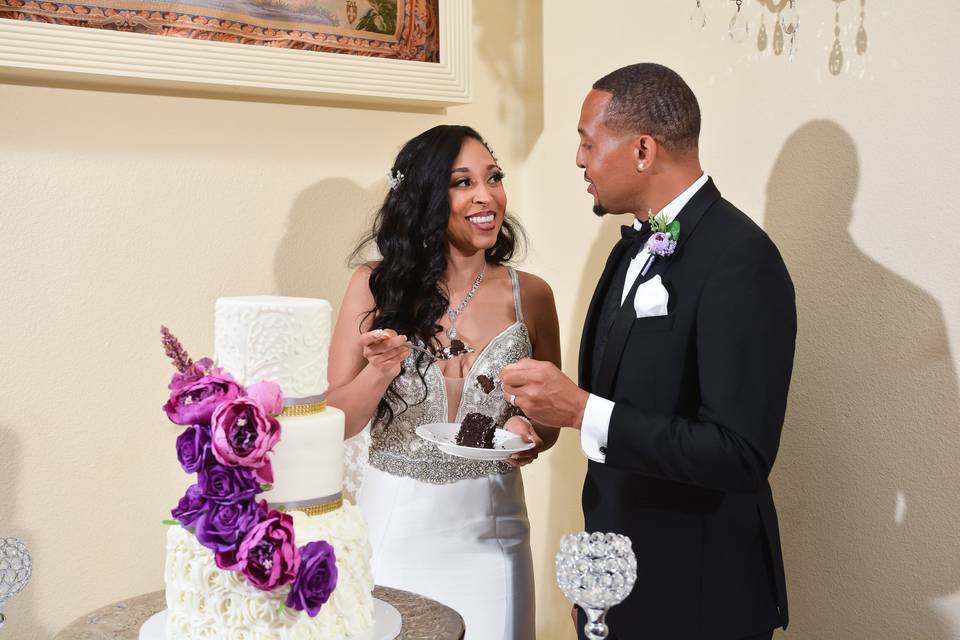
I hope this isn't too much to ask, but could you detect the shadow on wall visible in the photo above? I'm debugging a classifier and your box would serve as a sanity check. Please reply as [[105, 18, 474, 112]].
[[537, 215, 624, 640], [0, 424, 42, 638], [472, 0, 544, 161], [766, 120, 960, 639], [273, 177, 386, 301]]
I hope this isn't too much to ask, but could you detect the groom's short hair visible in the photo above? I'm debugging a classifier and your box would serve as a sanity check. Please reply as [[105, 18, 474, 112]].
[[593, 63, 701, 153]]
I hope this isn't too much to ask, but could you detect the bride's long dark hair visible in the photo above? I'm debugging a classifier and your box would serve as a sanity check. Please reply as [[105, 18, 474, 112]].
[[350, 125, 526, 427]]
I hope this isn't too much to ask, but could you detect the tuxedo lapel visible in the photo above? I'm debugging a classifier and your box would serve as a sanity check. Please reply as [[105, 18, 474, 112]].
[[591, 178, 722, 398], [578, 239, 630, 390]]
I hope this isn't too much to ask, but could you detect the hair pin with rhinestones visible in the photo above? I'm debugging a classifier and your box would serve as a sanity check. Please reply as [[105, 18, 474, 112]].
[[387, 169, 405, 191]]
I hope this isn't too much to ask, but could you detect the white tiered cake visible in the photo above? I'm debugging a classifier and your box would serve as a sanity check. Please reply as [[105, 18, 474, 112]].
[[160, 297, 375, 639]]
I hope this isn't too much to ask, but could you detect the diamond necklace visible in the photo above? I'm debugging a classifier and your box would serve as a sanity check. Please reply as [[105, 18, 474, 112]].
[[445, 264, 486, 340]]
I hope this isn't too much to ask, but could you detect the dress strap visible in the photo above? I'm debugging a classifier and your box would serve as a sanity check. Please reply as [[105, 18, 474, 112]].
[[507, 267, 524, 324]]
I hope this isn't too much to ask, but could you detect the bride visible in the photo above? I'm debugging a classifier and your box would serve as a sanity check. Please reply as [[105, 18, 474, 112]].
[[327, 125, 561, 639]]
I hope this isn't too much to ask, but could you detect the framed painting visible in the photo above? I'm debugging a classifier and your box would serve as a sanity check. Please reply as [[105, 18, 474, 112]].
[[0, 0, 470, 106]]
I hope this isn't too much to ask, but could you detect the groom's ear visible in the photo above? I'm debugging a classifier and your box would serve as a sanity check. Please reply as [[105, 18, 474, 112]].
[[632, 134, 659, 173]]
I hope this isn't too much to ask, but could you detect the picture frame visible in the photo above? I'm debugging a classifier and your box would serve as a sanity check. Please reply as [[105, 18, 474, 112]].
[[0, 0, 470, 107]]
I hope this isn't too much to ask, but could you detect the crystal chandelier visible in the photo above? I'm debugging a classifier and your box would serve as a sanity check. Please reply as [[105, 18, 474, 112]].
[[690, 0, 868, 75]]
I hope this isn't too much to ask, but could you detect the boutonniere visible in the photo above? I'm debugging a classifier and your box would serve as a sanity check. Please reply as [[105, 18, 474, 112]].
[[646, 211, 680, 257], [639, 211, 680, 277]]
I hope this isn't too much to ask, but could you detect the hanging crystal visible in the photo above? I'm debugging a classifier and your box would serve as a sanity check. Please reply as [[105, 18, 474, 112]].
[[757, 13, 768, 52], [856, 0, 868, 55], [772, 16, 785, 56], [728, 1, 749, 44], [780, 0, 800, 36], [829, 1, 844, 75], [690, 0, 706, 31]]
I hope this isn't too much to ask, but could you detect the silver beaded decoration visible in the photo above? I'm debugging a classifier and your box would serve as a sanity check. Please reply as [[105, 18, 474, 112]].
[[0, 537, 33, 628]]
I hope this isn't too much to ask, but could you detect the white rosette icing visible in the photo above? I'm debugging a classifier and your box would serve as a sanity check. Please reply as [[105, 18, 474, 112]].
[[165, 501, 374, 640]]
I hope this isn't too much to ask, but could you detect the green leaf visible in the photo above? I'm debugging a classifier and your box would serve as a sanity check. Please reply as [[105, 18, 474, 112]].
[[162, 519, 180, 526], [667, 220, 681, 240], [278, 602, 287, 615], [260, 483, 273, 491]]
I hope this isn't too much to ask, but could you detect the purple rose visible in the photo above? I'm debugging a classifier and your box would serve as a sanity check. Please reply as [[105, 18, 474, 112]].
[[170, 483, 207, 528], [246, 381, 284, 417], [176, 425, 211, 474], [236, 510, 300, 591], [286, 540, 338, 617], [163, 371, 243, 426], [210, 398, 281, 484], [195, 498, 264, 554], [198, 460, 261, 504]]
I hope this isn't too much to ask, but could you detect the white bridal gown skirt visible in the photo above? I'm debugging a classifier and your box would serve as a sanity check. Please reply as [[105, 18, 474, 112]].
[[359, 466, 535, 640]]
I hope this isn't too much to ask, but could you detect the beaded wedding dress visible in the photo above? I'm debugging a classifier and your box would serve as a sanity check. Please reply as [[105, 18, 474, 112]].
[[344, 268, 536, 640]]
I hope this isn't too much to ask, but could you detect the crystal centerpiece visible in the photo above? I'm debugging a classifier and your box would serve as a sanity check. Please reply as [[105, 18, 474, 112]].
[[555, 531, 637, 640], [0, 538, 32, 628]]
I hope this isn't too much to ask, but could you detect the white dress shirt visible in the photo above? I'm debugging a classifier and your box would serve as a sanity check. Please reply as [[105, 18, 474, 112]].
[[580, 173, 710, 462]]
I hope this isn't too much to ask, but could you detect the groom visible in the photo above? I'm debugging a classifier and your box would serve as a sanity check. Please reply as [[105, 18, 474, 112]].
[[501, 63, 795, 639]]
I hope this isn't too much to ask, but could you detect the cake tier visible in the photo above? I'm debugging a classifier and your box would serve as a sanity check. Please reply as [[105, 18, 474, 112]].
[[164, 501, 373, 640], [214, 296, 332, 399], [265, 407, 345, 504]]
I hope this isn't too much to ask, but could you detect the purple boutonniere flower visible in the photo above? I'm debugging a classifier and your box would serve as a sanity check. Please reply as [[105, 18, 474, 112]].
[[287, 540, 339, 617], [646, 231, 678, 257]]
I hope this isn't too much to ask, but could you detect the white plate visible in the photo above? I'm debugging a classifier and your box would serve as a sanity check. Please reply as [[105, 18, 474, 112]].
[[416, 422, 535, 460], [139, 598, 402, 640]]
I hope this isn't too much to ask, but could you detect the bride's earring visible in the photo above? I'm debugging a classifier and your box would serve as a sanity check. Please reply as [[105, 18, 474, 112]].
[[638, 162, 645, 171]]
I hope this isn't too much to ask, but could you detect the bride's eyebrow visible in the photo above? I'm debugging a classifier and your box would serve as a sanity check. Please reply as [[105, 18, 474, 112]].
[[451, 164, 500, 174]]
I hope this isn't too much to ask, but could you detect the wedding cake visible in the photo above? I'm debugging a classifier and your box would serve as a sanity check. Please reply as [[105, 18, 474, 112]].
[[160, 296, 374, 639]]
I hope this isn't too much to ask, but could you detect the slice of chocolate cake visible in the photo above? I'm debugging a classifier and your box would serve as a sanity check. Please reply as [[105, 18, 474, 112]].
[[476, 374, 496, 395], [455, 412, 496, 448]]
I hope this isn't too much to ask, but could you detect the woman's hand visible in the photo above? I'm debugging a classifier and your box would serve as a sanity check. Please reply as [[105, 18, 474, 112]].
[[503, 415, 543, 468], [359, 329, 410, 381]]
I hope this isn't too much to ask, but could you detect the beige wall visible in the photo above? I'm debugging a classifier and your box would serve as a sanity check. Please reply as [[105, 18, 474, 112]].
[[3, 1, 960, 638], [521, 1, 960, 639]]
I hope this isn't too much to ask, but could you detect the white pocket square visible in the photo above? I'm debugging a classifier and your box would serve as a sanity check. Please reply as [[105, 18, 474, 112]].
[[633, 274, 670, 318]]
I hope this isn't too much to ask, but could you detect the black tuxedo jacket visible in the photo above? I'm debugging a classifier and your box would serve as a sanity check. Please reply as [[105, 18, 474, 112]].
[[577, 179, 795, 640]]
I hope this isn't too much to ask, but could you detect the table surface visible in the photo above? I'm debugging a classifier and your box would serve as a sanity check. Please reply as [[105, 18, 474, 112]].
[[53, 586, 465, 640]]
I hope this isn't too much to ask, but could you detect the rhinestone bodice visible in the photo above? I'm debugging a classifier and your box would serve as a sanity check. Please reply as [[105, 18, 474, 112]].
[[369, 270, 532, 484]]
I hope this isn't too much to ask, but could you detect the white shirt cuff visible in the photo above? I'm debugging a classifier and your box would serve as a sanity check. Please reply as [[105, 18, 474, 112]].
[[580, 394, 615, 463]]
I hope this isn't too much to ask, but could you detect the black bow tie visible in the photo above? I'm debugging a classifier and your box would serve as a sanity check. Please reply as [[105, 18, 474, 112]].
[[619, 221, 652, 256]]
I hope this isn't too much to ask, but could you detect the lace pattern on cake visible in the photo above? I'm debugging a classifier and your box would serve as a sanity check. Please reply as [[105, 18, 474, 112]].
[[215, 300, 330, 397], [368, 322, 532, 484]]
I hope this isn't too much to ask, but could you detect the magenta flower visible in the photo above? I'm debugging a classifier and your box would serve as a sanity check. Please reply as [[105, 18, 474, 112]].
[[164, 369, 243, 426], [168, 357, 217, 390], [236, 510, 300, 591], [246, 381, 284, 417], [210, 397, 281, 484], [287, 540, 339, 617]]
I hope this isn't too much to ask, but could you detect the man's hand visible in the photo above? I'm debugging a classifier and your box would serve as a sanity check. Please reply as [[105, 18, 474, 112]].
[[500, 358, 589, 429]]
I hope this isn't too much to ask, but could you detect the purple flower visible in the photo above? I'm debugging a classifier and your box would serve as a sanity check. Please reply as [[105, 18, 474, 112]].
[[171, 484, 208, 528], [286, 540, 339, 617], [195, 498, 264, 554], [246, 381, 284, 417], [646, 232, 678, 257], [198, 460, 261, 504], [176, 425, 211, 474], [210, 398, 281, 484], [168, 357, 217, 390], [236, 510, 300, 591], [164, 369, 243, 426]]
